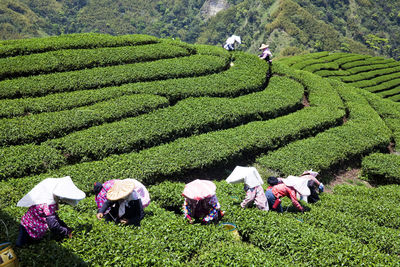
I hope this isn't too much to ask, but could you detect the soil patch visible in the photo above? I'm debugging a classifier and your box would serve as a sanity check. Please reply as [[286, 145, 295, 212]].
[[324, 168, 372, 193]]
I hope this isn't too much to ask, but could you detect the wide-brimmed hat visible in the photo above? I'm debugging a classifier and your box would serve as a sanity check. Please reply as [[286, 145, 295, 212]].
[[107, 179, 136, 201], [301, 170, 319, 177], [259, 44, 269, 50], [17, 176, 86, 207]]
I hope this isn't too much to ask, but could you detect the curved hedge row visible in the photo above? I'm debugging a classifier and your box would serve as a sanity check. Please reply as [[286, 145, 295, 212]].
[[45, 76, 304, 162], [256, 81, 392, 176], [272, 63, 344, 110], [362, 153, 400, 184], [0, 54, 230, 99], [360, 89, 400, 145], [340, 65, 400, 84], [0, 144, 66, 180], [291, 53, 347, 71], [302, 62, 339, 73], [388, 94, 400, 101], [343, 61, 399, 76], [0, 33, 159, 58], [351, 71, 400, 89], [0, 43, 192, 80], [277, 51, 329, 66], [314, 69, 349, 77], [367, 79, 400, 94], [0, 94, 169, 146], [332, 54, 372, 66], [0, 52, 261, 118], [340, 57, 395, 70]]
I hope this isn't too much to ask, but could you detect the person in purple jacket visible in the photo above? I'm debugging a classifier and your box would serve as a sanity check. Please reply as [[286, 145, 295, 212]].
[[16, 176, 85, 247], [259, 44, 273, 64]]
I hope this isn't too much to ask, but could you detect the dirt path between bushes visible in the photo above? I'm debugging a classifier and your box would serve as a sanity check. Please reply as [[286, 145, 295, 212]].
[[324, 168, 372, 193]]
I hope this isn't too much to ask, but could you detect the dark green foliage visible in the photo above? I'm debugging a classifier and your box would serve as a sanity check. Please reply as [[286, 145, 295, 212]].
[[0, 43, 191, 79], [362, 153, 400, 184], [0, 33, 159, 57], [44, 76, 304, 162], [0, 54, 229, 99], [1, 34, 399, 265], [0, 94, 169, 146]]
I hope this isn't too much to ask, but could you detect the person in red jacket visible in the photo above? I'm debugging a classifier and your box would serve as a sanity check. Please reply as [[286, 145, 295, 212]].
[[265, 176, 304, 213]]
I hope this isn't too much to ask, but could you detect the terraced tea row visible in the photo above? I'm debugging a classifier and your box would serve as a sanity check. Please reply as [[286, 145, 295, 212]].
[[1, 34, 399, 266], [0, 33, 159, 58], [0, 52, 263, 118], [280, 52, 400, 102], [0, 42, 193, 80], [0, 54, 229, 99]]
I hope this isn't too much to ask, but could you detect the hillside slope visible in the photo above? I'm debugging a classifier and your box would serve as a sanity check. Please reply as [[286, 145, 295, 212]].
[[0, 33, 399, 266], [1, 0, 399, 59]]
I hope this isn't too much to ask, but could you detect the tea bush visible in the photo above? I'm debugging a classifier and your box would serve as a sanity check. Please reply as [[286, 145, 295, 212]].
[[0, 94, 169, 146], [0, 54, 229, 99], [1, 34, 399, 265], [0, 33, 159, 58], [0, 43, 191, 79], [45, 76, 303, 162], [362, 153, 400, 184]]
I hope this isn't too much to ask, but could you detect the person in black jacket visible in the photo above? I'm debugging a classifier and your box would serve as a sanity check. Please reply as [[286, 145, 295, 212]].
[[96, 179, 144, 226]]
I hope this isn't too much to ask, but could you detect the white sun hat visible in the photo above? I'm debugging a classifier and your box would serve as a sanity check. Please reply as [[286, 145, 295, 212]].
[[17, 176, 86, 207], [226, 166, 264, 188]]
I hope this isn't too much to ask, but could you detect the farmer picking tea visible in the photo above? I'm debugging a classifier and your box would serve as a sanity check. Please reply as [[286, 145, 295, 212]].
[[223, 35, 241, 51], [94, 179, 117, 211], [265, 176, 304, 213], [182, 179, 224, 224], [16, 176, 86, 247], [279, 170, 324, 204], [96, 179, 150, 226], [226, 166, 269, 211], [258, 43, 272, 64]]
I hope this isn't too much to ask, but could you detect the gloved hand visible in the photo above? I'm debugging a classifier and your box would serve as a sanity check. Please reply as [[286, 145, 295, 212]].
[[319, 183, 324, 193]]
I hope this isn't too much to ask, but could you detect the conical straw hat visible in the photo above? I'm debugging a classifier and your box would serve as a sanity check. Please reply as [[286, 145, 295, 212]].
[[107, 179, 136, 201]]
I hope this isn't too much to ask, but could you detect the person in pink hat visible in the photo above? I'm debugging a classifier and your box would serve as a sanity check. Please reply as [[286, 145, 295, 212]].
[[182, 179, 224, 225]]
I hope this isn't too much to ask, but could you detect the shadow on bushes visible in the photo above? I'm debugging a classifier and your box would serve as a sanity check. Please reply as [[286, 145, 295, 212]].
[[0, 209, 87, 267]]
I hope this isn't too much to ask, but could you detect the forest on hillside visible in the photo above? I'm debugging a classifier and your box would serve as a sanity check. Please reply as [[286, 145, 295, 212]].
[[0, 0, 399, 59]]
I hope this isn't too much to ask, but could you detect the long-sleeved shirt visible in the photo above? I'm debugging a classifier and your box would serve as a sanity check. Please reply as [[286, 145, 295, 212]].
[[259, 48, 272, 59], [21, 203, 71, 239], [183, 196, 222, 222], [271, 183, 303, 211], [95, 180, 116, 210], [241, 185, 268, 210], [99, 198, 144, 226]]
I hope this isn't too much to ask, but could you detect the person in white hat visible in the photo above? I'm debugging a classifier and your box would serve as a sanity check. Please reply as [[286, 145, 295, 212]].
[[16, 176, 86, 247], [96, 179, 145, 226], [258, 44, 272, 64], [223, 35, 241, 51], [226, 166, 269, 211], [299, 170, 324, 203]]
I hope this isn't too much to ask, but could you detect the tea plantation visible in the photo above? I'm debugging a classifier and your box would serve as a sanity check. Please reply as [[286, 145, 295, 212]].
[[0, 33, 399, 266]]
